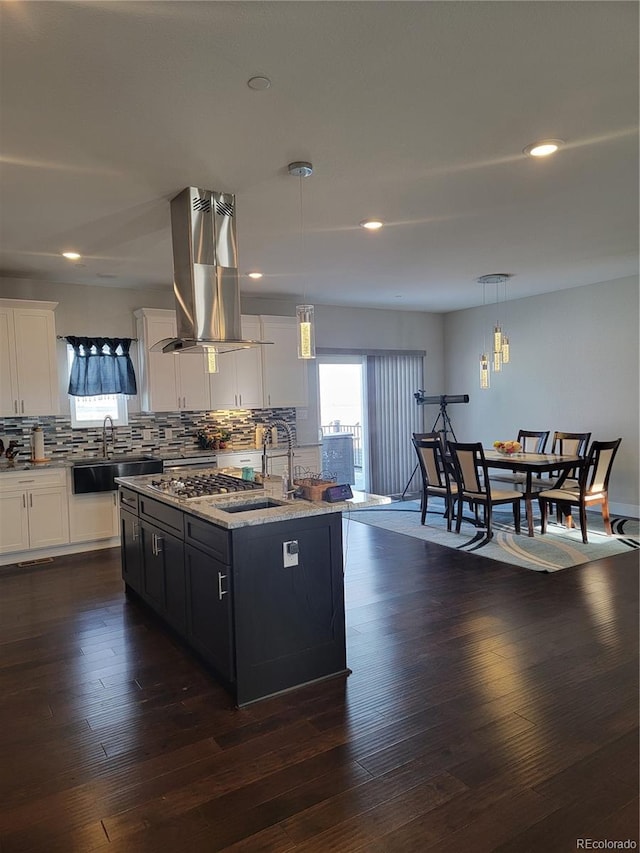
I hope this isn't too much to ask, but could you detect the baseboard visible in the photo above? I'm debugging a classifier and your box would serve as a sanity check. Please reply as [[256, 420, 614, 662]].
[[0, 537, 120, 568], [609, 501, 639, 520]]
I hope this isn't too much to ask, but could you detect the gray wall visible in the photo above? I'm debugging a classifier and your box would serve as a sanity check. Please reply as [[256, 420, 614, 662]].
[[443, 275, 639, 515], [243, 297, 445, 445]]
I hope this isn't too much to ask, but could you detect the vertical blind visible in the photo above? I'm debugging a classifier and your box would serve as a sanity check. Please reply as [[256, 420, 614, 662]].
[[366, 354, 424, 496]]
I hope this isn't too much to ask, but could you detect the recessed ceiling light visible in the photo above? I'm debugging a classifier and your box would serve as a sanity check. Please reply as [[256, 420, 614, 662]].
[[247, 272, 263, 279], [62, 251, 81, 260], [247, 76, 271, 91], [523, 139, 565, 158], [360, 219, 384, 230]]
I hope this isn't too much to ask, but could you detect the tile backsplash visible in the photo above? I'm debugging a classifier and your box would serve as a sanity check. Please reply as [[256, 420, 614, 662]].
[[0, 408, 296, 460]]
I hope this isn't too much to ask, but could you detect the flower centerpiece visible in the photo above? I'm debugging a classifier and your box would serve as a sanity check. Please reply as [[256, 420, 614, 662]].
[[493, 440, 522, 456], [196, 428, 232, 450]]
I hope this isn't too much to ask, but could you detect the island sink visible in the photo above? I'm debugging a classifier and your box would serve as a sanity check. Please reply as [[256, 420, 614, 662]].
[[218, 499, 285, 513]]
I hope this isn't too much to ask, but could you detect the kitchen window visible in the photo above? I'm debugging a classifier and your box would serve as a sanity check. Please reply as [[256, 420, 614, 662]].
[[66, 345, 129, 428]]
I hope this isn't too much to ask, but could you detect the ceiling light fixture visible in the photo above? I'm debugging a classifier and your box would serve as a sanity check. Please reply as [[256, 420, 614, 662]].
[[62, 251, 81, 260], [523, 139, 565, 158], [247, 272, 263, 279], [247, 76, 271, 91], [288, 160, 315, 360], [360, 219, 384, 230]]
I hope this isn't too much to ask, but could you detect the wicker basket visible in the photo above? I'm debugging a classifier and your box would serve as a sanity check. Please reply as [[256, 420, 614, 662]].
[[294, 477, 336, 502]]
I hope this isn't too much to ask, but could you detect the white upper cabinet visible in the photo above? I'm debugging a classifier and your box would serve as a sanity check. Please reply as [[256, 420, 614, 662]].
[[0, 299, 60, 416], [135, 308, 210, 413], [260, 316, 308, 408], [209, 316, 263, 410]]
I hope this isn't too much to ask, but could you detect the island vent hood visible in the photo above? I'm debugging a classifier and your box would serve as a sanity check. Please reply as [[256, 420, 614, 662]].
[[151, 186, 271, 354]]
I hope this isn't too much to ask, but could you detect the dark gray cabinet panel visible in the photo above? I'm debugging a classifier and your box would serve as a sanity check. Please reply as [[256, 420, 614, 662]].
[[185, 544, 234, 683], [140, 520, 186, 634], [120, 507, 142, 593], [231, 513, 346, 706]]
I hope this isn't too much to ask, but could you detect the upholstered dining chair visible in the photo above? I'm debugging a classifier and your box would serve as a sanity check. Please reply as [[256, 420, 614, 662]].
[[537, 438, 621, 544], [448, 442, 521, 539], [491, 429, 550, 486], [412, 435, 458, 530]]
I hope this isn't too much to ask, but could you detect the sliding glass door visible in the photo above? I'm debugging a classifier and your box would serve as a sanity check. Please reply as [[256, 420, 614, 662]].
[[318, 352, 425, 497]]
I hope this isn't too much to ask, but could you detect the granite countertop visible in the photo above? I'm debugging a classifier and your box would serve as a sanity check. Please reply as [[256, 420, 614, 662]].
[[0, 444, 321, 474], [115, 470, 390, 530]]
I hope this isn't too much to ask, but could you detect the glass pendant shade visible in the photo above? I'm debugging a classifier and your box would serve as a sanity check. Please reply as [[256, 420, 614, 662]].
[[493, 349, 502, 372], [493, 325, 503, 353], [480, 353, 490, 389], [204, 346, 219, 374], [296, 304, 316, 359], [501, 336, 510, 364]]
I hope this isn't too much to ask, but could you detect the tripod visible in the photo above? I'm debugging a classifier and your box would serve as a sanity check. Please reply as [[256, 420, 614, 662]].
[[430, 399, 458, 447], [401, 401, 458, 500]]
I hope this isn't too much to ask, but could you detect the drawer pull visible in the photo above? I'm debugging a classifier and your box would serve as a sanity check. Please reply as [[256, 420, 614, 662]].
[[218, 571, 228, 600]]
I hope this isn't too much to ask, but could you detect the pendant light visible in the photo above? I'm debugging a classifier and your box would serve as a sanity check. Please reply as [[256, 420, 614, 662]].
[[479, 281, 490, 390], [288, 160, 316, 359], [477, 274, 512, 384], [203, 346, 219, 374]]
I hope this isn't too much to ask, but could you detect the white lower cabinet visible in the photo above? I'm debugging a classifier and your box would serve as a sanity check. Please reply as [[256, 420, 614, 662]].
[[69, 491, 119, 543], [0, 469, 69, 555]]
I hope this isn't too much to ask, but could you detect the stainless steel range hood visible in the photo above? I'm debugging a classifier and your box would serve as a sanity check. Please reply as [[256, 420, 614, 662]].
[[151, 186, 271, 354]]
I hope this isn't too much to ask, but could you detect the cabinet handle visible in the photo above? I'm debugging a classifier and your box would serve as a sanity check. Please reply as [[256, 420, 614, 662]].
[[22, 494, 26, 508], [218, 571, 228, 600], [14, 400, 18, 414], [132, 521, 139, 541], [21, 400, 24, 413], [153, 533, 163, 555], [238, 394, 242, 406], [183, 396, 186, 409], [113, 493, 117, 506], [29, 493, 33, 507]]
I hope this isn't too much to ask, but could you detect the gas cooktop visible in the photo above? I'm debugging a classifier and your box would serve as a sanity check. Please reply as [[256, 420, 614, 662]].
[[149, 472, 263, 499]]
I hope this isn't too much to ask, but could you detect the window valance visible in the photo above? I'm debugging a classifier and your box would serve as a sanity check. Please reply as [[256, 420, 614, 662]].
[[66, 336, 137, 397]]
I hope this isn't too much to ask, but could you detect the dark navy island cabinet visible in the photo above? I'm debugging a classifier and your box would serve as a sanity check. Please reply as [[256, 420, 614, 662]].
[[119, 487, 347, 706]]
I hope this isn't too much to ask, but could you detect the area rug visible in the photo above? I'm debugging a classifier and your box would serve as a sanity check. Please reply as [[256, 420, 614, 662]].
[[347, 499, 639, 573]]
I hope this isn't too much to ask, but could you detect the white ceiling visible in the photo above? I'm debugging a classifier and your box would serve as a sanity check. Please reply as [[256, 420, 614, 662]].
[[0, 1, 637, 313]]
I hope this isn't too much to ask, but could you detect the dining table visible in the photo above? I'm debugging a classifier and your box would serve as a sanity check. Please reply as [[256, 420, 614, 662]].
[[484, 450, 584, 537]]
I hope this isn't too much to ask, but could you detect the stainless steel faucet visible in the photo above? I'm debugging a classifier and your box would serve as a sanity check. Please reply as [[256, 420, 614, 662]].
[[266, 419, 296, 496], [102, 415, 115, 458]]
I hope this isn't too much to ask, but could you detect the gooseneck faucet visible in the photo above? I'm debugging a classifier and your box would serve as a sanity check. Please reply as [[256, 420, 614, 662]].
[[102, 415, 115, 458], [265, 419, 296, 496]]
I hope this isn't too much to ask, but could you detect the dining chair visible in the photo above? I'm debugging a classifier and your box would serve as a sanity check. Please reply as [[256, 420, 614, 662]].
[[448, 442, 521, 539], [412, 435, 458, 530], [537, 438, 621, 543], [540, 431, 593, 519], [491, 429, 550, 486]]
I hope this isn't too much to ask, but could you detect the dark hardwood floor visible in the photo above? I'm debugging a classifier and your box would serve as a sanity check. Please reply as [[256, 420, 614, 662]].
[[0, 521, 638, 852]]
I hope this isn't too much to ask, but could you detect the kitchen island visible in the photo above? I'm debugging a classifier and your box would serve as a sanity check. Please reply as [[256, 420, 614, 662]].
[[116, 471, 389, 706]]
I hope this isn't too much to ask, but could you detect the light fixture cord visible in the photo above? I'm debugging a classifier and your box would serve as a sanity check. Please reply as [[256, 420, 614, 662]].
[[299, 174, 307, 303]]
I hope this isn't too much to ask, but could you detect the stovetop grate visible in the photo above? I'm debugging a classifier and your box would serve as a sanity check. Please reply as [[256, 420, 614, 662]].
[[149, 472, 263, 499]]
